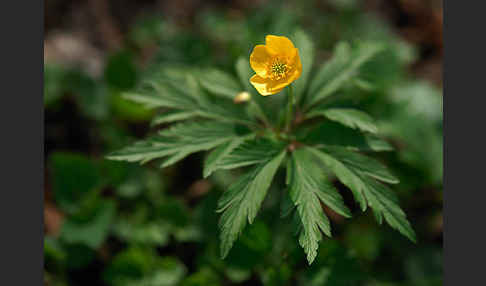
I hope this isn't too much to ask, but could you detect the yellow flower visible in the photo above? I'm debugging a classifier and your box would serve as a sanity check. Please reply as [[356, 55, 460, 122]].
[[249, 35, 302, 96]]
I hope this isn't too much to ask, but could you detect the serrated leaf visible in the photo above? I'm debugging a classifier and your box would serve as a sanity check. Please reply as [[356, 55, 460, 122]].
[[159, 151, 192, 168], [151, 110, 199, 126], [203, 135, 253, 178], [359, 175, 416, 242], [210, 138, 286, 172], [323, 146, 399, 184], [123, 67, 256, 127], [197, 68, 242, 99], [308, 108, 378, 133], [198, 98, 257, 127], [306, 41, 384, 109], [308, 147, 368, 211], [291, 29, 315, 104], [217, 150, 286, 258], [309, 147, 415, 242], [287, 148, 351, 264], [124, 73, 198, 110], [291, 148, 352, 218], [107, 121, 252, 167]]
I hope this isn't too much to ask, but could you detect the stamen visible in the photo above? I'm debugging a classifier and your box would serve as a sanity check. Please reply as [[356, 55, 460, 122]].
[[271, 60, 287, 79]]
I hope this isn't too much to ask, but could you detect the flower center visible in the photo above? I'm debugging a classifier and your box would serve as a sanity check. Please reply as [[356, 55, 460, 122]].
[[271, 60, 287, 79]]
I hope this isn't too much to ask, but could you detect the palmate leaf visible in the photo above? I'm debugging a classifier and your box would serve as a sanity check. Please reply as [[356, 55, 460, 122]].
[[287, 148, 351, 264], [122, 68, 256, 127], [305, 41, 384, 109], [107, 121, 253, 167], [307, 108, 378, 134], [105, 34, 417, 266], [308, 147, 416, 242], [124, 69, 199, 110], [217, 150, 286, 258]]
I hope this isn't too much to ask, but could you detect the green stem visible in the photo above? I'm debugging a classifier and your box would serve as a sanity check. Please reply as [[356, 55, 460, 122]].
[[285, 84, 294, 132]]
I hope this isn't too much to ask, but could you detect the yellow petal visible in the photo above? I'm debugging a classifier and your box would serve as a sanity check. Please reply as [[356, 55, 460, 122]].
[[250, 74, 285, 96], [289, 49, 303, 82], [250, 45, 273, 78], [265, 35, 296, 58]]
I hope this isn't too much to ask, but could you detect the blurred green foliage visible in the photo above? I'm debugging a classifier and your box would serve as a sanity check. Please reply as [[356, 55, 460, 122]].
[[44, 1, 442, 285]]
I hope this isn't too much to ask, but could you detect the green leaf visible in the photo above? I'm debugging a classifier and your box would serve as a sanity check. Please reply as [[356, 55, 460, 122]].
[[111, 92, 154, 122], [107, 121, 252, 166], [123, 67, 256, 126], [209, 138, 286, 172], [217, 150, 286, 258], [104, 248, 186, 286], [290, 29, 315, 104], [181, 268, 221, 286], [123, 67, 199, 110], [49, 152, 102, 213], [151, 110, 199, 126], [309, 147, 415, 242], [309, 108, 378, 133], [306, 41, 384, 109], [104, 50, 138, 90], [360, 175, 416, 242], [113, 220, 170, 246], [197, 68, 242, 99], [131, 257, 186, 286], [60, 200, 116, 249], [287, 148, 351, 264], [323, 146, 399, 184], [235, 57, 254, 95], [203, 135, 253, 178], [303, 121, 392, 152], [197, 98, 257, 127], [44, 64, 66, 107], [308, 147, 368, 211], [103, 247, 155, 284]]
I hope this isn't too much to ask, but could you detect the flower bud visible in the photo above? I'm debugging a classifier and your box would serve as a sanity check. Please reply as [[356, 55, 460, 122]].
[[234, 91, 251, 103]]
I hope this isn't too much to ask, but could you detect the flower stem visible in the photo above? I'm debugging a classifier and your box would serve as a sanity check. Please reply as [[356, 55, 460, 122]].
[[285, 84, 294, 132]]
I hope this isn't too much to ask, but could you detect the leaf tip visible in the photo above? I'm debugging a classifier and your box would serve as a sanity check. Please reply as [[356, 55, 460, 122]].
[[202, 168, 212, 179]]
